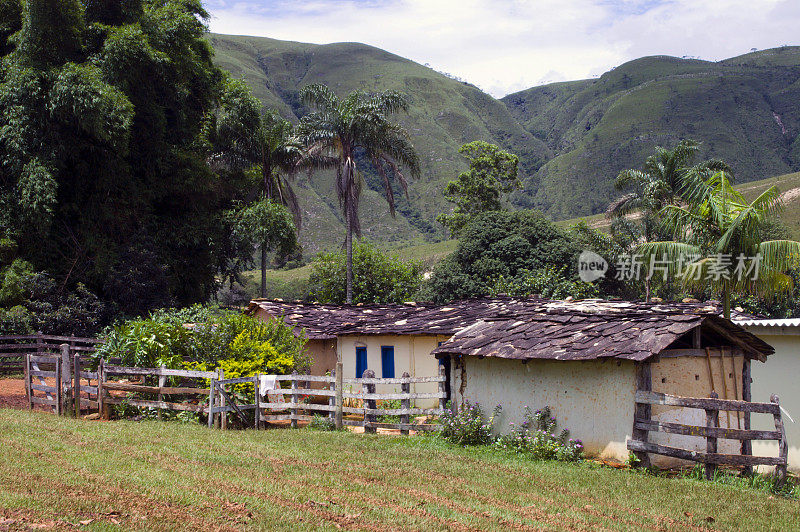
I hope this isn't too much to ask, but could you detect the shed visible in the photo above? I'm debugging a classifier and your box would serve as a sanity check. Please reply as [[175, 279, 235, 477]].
[[432, 299, 774, 466]]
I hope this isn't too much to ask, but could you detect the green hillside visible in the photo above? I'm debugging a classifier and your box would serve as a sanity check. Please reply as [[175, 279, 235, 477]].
[[210, 35, 800, 254], [210, 34, 550, 254], [503, 47, 800, 219]]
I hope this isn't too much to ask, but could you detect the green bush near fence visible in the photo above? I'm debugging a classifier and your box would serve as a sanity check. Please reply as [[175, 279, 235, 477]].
[[93, 306, 310, 397]]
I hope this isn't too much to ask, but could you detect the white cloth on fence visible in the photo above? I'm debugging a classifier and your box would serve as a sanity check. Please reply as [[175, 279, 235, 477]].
[[259, 375, 285, 403]]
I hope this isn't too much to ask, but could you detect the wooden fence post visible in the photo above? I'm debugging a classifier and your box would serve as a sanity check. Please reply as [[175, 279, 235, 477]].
[[157, 365, 166, 421], [219, 368, 226, 430], [771, 394, 788, 486], [363, 369, 376, 434], [632, 361, 652, 467], [97, 359, 106, 419], [254, 374, 261, 430], [290, 371, 299, 429], [438, 364, 446, 414], [25, 354, 32, 410], [207, 372, 216, 429], [328, 369, 336, 423], [54, 357, 62, 417], [741, 358, 752, 474], [60, 344, 71, 416], [400, 372, 410, 435], [73, 353, 81, 418], [705, 391, 719, 480], [335, 362, 343, 430]]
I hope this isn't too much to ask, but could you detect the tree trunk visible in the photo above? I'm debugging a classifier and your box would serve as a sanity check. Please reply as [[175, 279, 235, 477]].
[[345, 212, 353, 304], [723, 286, 731, 320], [260, 245, 267, 299]]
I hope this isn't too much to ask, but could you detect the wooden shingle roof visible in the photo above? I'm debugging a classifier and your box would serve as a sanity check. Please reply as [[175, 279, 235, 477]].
[[247, 298, 773, 361]]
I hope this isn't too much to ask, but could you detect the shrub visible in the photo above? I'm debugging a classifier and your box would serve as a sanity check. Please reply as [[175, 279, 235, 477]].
[[495, 406, 583, 461], [439, 401, 501, 446], [308, 414, 337, 431]]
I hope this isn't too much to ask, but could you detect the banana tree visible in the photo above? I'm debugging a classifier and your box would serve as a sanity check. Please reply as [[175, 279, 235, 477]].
[[639, 171, 800, 318]]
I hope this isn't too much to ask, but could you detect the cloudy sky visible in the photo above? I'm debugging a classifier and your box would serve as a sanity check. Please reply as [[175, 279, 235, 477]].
[[206, 0, 800, 97]]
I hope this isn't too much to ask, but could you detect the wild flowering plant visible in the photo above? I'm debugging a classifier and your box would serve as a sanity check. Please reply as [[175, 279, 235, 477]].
[[494, 406, 583, 461], [439, 401, 502, 446]]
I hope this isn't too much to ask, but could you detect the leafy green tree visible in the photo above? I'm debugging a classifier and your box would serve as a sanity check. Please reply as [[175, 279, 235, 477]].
[[230, 198, 298, 298], [307, 240, 422, 305], [437, 141, 520, 237], [422, 210, 579, 303], [607, 140, 729, 299], [0, 0, 232, 315], [298, 84, 420, 304], [640, 171, 800, 318], [210, 79, 305, 227]]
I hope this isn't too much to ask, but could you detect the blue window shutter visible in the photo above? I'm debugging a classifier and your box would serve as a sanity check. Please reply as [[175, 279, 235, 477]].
[[356, 346, 368, 378], [381, 346, 395, 378]]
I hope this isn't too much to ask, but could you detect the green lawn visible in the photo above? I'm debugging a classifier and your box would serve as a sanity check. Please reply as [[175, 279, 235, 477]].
[[0, 410, 797, 531]]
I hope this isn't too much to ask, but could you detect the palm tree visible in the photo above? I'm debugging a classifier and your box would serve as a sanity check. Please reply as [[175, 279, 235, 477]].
[[298, 84, 420, 304], [639, 171, 800, 318], [607, 140, 729, 300], [211, 80, 305, 293]]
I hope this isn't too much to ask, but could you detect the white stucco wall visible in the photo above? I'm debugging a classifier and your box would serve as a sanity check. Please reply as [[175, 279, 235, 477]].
[[744, 329, 799, 472], [337, 334, 449, 407], [451, 356, 637, 462]]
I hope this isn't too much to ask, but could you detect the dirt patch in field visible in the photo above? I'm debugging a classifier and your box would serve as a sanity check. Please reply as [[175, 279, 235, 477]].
[[0, 378, 32, 410]]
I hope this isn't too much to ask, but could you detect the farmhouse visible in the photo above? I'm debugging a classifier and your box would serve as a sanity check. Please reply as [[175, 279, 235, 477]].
[[248, 297, 775, 466]]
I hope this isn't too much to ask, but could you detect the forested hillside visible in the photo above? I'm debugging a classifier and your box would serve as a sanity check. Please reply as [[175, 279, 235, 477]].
[[212, 35, 800, 252]]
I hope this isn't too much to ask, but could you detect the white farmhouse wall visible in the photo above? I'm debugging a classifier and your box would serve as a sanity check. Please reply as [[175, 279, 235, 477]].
[[451, 356, 636, 462], [337, 334, 449, 407], [744, 329, 799, 472]]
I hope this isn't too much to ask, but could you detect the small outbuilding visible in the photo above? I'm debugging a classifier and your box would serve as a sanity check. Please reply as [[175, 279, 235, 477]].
[[432, 299, 774, 466]]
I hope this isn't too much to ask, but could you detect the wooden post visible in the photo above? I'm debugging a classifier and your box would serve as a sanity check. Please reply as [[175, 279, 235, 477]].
[[438, 364, 447, 414], [254, 374, 261, 430], [705, 391, 719, 480], [207, 373, 216, 429], [632, 361, 652, 467], [290, 371, 299, 429], [25, 354, 32, 410], [73, 353, 81, 418], [157, 366, 166, 421], [741, 357, 752, 474], [363, 369, 376, 434], [328, 369, 336, 422], [60, 344, 71, 416], [54, 358, 62, 416], [400, 372, 410, 436], [219, 368, 226, 430], [771, 394, 788, 486], [335, 361, 343, 430], [97, 359, 106, 419]]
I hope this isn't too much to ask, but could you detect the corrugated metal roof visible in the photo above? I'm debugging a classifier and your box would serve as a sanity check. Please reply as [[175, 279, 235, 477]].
[[734, 318, 800, 328]]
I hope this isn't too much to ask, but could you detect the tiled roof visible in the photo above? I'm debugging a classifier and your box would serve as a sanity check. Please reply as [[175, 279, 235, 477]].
[[247, 298, 773, 361]]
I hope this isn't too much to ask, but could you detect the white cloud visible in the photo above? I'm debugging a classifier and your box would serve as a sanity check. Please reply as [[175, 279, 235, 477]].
[[206, 0, 800, 97]]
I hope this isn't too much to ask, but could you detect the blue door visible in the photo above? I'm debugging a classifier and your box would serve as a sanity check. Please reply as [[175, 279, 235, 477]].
[[356, 346, 368, 378], [381, 346, 395, 378]]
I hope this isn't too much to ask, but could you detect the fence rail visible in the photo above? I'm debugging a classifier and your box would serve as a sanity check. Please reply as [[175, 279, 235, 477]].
[[3, 334, 102, 374], [627, 390, 788, 484]]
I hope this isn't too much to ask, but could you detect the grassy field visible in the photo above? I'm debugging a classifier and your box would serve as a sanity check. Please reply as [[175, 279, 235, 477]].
[[0, 410, 797, 531]]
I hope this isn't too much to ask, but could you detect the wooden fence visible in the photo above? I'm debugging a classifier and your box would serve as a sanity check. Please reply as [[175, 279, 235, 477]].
[[26, 351, 448, 434], [627, 390, 789, 483], [2, 334, 102, 374], [209, 365, 447, 433]]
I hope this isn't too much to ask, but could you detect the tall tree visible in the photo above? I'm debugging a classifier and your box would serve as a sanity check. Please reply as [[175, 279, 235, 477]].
[[607, 140, 729, 300], [298, 84, 420, 304], [436, 141, 520, 237], [230, 198, 298, 298], [0, 0, 231, 314], [210, 79, 304, 227], [639, 171, 800, 318]]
